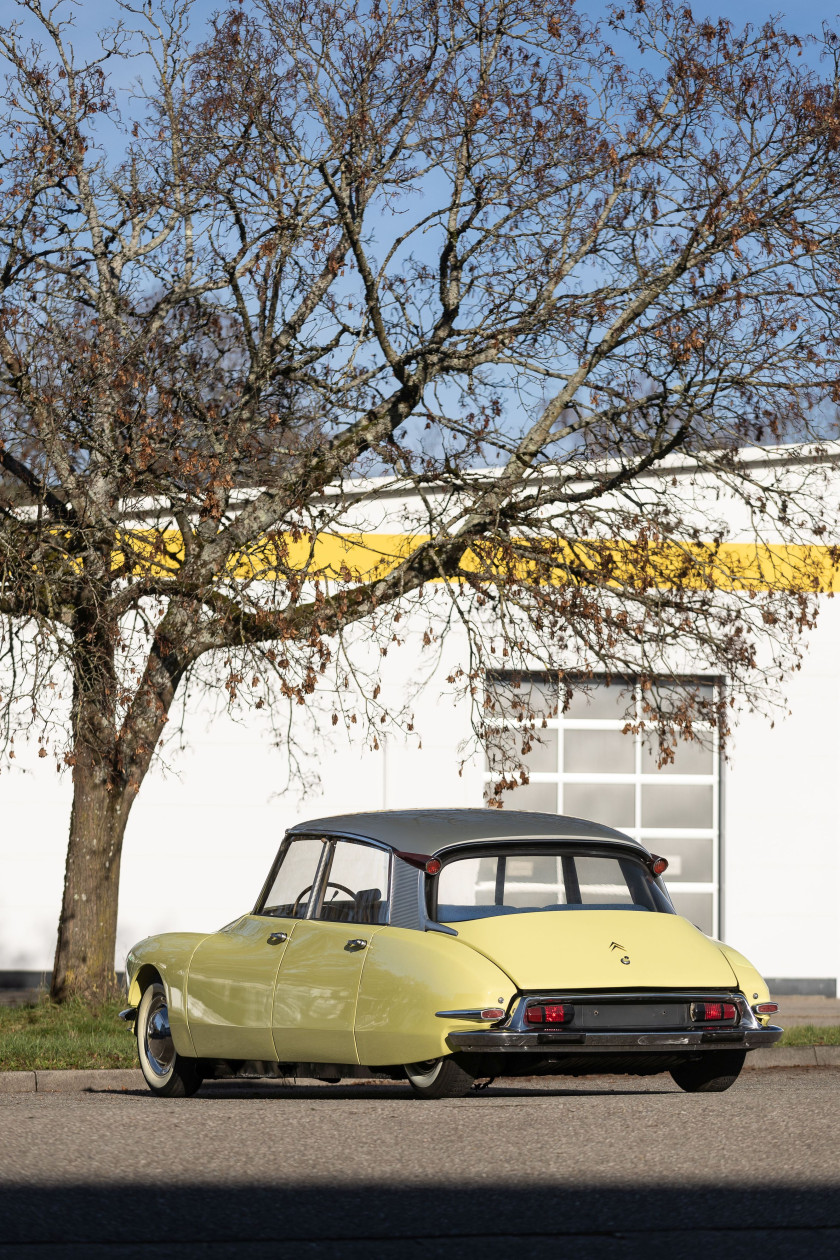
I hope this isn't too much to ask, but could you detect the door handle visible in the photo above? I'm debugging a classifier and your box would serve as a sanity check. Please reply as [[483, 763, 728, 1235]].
[[267, 932, 288, 945], [345, 938, 368, 951]]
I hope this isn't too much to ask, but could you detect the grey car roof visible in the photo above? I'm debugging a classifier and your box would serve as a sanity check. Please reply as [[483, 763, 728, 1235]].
[[287, 809, 648, 857]]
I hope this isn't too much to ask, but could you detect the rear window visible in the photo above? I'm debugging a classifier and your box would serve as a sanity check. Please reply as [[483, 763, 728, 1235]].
[[434, 848, 674, 923]]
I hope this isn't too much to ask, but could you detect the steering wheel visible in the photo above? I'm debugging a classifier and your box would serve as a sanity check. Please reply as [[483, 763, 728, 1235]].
[[323, 881, 356, 902], [291, 880, 356, 915]]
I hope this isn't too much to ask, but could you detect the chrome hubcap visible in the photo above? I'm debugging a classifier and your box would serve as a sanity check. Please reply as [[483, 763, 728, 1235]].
[[144, 994, 175, 1076]]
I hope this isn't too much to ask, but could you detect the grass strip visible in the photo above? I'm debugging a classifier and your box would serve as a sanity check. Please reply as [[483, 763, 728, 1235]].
[[1, 998, 838, 1071], [0, 997, 137, 1071], [777, 1024, 840, 1047]]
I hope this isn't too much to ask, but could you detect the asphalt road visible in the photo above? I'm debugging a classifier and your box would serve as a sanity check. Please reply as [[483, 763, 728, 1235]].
[[0, 1068, 837, 1258]]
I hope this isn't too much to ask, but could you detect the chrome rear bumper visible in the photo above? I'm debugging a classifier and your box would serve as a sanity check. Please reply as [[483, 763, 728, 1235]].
[[447, 1025, 783, 1053], [446, 991, 783, 1054]]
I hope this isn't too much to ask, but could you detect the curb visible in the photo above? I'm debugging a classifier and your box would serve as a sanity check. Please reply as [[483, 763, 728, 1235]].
[[743, 1045, 840, 1069], [1, 1048, 839, 1093], [0, 1069, 144, 1094]]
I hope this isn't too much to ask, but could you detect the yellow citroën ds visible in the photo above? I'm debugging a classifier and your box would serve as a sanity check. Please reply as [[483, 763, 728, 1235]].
[[122, 810, 782, 1099]]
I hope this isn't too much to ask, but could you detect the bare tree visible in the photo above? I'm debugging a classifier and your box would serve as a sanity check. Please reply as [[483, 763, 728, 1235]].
[[0, 0, 839, 1000]]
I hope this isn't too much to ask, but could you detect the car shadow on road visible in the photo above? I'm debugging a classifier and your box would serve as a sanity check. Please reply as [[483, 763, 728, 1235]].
[[103, 1076, 677, 1100], [100, 1078, 675, 1098]]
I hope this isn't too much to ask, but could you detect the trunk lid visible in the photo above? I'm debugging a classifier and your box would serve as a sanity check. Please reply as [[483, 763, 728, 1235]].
[[448, 909, 738, 991]]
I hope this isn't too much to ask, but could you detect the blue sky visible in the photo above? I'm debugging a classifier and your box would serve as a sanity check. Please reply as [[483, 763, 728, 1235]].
[[9, 1, 839, 57], [5, 0, 837, 457], [586, 1, 837, 39], [7, 2, 837, 121]]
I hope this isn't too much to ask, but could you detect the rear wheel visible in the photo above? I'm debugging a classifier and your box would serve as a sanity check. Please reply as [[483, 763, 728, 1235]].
[[670, 1050, 746, 1093], [137, 982, 202, 1097], [404, 1057, 474, 1099]]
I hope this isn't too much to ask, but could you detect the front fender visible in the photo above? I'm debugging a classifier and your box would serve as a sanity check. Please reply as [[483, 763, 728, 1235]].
[[126, 933, 208, 1057]]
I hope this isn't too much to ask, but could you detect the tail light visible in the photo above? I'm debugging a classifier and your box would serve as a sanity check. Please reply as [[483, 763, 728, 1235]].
[[394, 851, 441, 875], [479, 1008, 506, 1020], [525, 1002, 574, 1025], [690, 1001, 738, 1024], [754, 1002, 779, 1015]]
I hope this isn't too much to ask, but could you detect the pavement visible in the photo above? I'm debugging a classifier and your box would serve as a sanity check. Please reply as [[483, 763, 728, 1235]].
[[0, 1069, 837, 1258], [771, 993, 840, 1026], [0, 989, 42, 1008]]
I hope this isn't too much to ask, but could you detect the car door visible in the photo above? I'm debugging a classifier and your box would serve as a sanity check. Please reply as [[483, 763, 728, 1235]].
[[186, 835, 326, 1060], [271, 838, 391, 1064]]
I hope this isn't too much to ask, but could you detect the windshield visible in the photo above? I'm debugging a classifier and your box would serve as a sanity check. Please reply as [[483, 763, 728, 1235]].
[[433, 848, 674, 923]]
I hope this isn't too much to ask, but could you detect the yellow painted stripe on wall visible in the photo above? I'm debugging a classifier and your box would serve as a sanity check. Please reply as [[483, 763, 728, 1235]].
[[112, 531, 426, 580], [111, 530, 840, 592]]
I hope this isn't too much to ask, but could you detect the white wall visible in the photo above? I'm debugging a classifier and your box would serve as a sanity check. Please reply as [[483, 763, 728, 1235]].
[[0, 748, 71, 972], [1, 571, 838, 991], [723, 600, 840, 986]]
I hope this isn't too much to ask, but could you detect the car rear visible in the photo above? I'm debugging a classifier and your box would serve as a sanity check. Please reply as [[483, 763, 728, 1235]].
[[429, 839, 782, 1083]]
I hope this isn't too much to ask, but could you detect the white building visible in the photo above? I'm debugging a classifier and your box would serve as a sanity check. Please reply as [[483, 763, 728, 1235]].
[[0, 448, 837, 996]]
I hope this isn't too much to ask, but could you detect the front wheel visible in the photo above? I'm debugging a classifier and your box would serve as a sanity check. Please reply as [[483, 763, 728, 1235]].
[[404, 1057, 474, 1099], [670, 1050, 746, 1093], [137, 982, 202, 1097]]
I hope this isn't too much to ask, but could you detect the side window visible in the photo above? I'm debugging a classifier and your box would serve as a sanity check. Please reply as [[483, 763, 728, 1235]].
[[316, 841, 390, 926], [261, 837, 325, 919]]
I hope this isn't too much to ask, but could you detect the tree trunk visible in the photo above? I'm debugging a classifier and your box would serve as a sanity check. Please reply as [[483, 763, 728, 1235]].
[[49, 605, 192, 1004], [50, 754, 131, 1003], [50, 613, 130, 1005]]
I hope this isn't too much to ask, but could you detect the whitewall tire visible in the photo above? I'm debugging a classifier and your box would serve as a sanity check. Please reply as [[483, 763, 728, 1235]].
[[137, 981, 202, 1097]]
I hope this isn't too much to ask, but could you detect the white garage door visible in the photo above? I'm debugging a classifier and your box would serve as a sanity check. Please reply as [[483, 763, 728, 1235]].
[[483, 675, 720, 936]]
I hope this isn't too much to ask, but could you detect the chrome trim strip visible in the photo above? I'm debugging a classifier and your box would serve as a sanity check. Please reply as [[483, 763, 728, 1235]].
[[425, 920, 458, 937], [428, 834, 649, 858], [304, 837, 335, 921], [435, 1009, 503, 1021]]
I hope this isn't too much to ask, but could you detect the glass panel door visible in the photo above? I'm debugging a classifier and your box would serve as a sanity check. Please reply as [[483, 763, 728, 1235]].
[[484, 675, 721, 935]]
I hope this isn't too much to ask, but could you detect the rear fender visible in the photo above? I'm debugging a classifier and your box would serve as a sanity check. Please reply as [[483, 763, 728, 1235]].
[[355, 926, 516, 1066], [715, 943, 772, 1022]]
